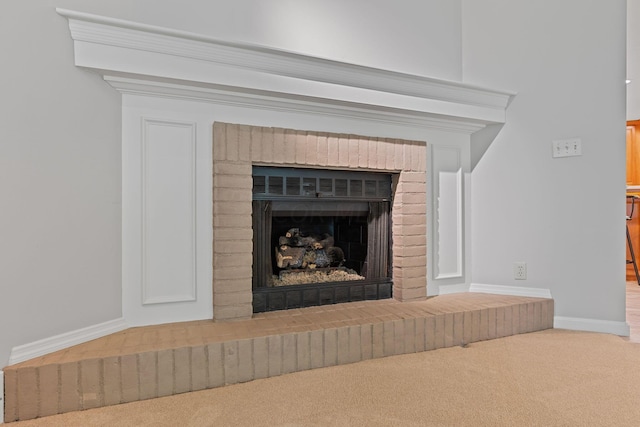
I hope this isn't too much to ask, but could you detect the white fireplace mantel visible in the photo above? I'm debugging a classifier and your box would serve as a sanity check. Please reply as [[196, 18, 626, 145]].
[[57, 8, 516, 326], [56, 8, 513, 134]]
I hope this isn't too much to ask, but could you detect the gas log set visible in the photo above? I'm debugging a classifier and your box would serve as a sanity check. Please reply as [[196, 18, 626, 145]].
[[273, 228, 364, 287]]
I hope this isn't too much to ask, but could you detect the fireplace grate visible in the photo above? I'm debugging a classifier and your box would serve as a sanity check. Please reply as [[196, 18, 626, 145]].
[[253, 167, 391, 201]]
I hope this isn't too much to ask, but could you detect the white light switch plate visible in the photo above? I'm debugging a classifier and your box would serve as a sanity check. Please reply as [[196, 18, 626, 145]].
[[552, 138, 582, 158]]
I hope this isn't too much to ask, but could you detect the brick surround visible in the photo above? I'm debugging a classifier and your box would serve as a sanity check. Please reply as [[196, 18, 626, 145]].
[[212, 122, 428, 321]]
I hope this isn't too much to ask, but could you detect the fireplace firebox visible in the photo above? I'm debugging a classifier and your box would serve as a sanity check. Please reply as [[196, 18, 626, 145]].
[[252, 166, 393, 312]]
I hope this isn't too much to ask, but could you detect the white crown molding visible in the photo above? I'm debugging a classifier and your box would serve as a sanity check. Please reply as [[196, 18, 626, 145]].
[[56, 8, 514, 131], [8, 318, 128, 365], [554, 316, 630, 337], [469, 283, 553, 299], [105, 75, 488, 134]]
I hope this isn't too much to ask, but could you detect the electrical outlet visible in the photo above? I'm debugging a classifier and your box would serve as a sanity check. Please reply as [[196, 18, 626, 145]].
[[552, 138, 582, 158], [514, 262, 527, 280]]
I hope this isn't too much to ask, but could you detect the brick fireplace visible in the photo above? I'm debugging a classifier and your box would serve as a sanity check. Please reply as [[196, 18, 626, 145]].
[[212, 122, 427, 321], [55, 8, 514, 327]]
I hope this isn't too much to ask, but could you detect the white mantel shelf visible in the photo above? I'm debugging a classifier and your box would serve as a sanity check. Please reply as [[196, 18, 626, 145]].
[[57, 8, 514, 134]]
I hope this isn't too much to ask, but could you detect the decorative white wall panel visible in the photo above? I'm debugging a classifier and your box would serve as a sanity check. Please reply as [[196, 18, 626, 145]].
[[430, 145, 465, 280], [141, 119, 197, 304]]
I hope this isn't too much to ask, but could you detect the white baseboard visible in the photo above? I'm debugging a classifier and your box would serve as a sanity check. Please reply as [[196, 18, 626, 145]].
[[554, 316, 630, 337], [437, 283, 470, 295], [469, 283, 553, 299], [8, 318, 129, 366]]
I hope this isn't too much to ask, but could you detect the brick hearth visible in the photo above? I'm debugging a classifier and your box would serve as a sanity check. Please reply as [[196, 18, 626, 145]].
[[212, 122, 428, 321], [3, 293, 553, 423]]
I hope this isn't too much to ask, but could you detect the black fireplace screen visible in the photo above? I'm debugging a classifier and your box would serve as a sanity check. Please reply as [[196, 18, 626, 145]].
[[252, 167, 393, 312]]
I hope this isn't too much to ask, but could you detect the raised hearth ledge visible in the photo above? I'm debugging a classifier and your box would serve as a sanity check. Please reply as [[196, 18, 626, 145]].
[[55, 9, 518, 326]]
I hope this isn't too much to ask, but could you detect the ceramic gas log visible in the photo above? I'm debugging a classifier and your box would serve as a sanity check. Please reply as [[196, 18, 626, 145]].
[[275, 228, 345, 269]]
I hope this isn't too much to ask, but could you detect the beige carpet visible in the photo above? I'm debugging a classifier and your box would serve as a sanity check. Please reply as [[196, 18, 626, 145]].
[[9, 329, 640, 426]]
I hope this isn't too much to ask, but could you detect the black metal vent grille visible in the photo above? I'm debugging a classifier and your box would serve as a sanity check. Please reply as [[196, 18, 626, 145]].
[[253, 167, 392, 201]]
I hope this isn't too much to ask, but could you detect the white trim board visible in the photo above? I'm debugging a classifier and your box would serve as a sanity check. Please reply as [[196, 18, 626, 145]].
[[554, 316, 630, 337], [8, 318, 128, 366], [469, 283, 553, 299]]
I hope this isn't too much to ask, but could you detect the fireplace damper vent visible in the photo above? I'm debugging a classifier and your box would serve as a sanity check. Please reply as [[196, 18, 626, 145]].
[[252, 167, 393, 312]]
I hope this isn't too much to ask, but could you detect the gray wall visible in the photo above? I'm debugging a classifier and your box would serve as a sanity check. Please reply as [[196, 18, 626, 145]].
[[464, 0, 627, 323]]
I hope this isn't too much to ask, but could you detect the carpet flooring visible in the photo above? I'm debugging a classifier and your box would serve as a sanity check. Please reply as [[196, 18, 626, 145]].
[[8, 329, 640, 427]]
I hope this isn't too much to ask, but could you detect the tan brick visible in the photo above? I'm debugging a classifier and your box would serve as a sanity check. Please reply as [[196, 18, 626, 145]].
[[338, 135, 349, 167], [268, 335, 282, 376], [3, 369, 18, 422], [17, 367, 38, 420], [137, 351, 157, 401], [317, 133, 328, 166], [213, 161, 252, 176], [504, 305, 514, 336], [282, 334, 297, 374], [367, 137, 379, 169], [224, 123, 239, 161], [223, 341, 239, 385], [542, 300, 554, 329], [348, 137, 359, 168], [212, 290, 253, 306], [212, 304, 253, 321], [207, 343, 224, 388], [392, 319, 405, 355], [38, 364, 60, 417], [213, 252, 253, 268], [394, 285, 427, 302], [371, 322, 385, 358], [60, 362, 81, 414], [327, 135, 339, 166], [252, 336, 269, 380], [80, 359, 102, 410], [512, 304, 521, 335], [235, 339, 254, 383], [212, 227, 253, 242], [385, 138, 396, 170], [424, 315, 436, 351], [393, 266, 427, 280], [238, 125, 252, 161], [213, 173, 252, 190], [120, 355, 139, 403], [412, 142, 426, 171], [357, 138, 369, 169], [294, 130, 307, 165], [213, 201, 252, 216], [249, 125, 263, 162], [102, 356, 122, 406], [213, 239, 252, 254], [309, 330, 324, 369], [212, 122, 227, 161], [360, 323, 373, 360], [434, 314, 446, 349], [443, 312, 454, 348], [337, 326, 350, 365], [272, 128, 285, 163], [393, 139, 404, 171], [324, 328, 338, 367], [404, 318, 417, 353], [190, 346, 207, 391], [520, 303, 529, 333], [296, 332, 311, 371], [382, 321, 395, 357]]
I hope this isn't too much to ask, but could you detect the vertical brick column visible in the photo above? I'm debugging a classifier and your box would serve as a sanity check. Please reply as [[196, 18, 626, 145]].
[[392, 169, 428, 301], [212, 123, 254, 321]]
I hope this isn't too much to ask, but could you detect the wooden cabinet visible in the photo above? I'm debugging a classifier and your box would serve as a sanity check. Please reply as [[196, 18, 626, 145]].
[[628, 120, 640, 186], [627, 121, 640, 280]]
